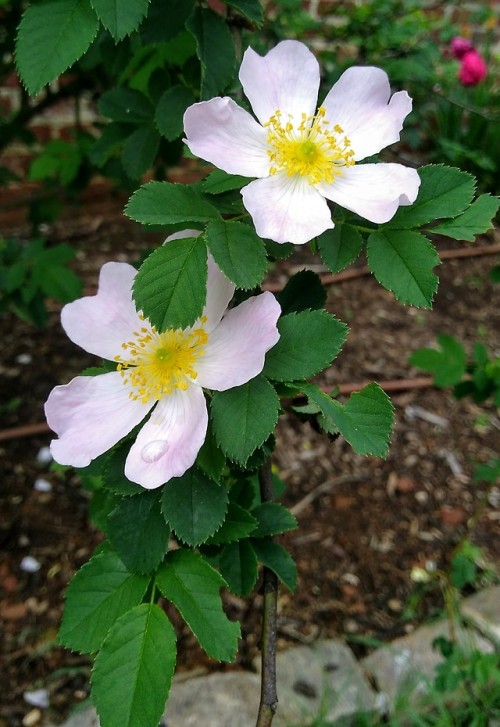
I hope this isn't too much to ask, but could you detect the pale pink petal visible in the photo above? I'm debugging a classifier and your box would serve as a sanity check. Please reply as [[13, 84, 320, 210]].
[[61, 262, 140, 361], [241, 174, 333, 244], [196, 293, 281, 391], [165, 229, 202, 242], [125, 386, 208, 489], [240, 41, 320, 125], [317, 163, 420, 224], [203, 255, 235, 333], [322, 67, 413, 160], [183, 98, 269, 177], [45, 372, 153, 468]]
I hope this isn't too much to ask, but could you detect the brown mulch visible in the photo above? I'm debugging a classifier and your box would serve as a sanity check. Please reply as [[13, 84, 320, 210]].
[[1, 194, 499, 726]]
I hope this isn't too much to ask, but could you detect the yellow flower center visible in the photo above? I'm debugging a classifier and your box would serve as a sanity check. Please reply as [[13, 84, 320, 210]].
[[114, 317, 208, 404], [265, 106, 355, 185]]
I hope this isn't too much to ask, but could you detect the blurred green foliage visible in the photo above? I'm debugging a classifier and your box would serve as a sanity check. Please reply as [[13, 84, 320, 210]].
[[0, 237, 82, 325]]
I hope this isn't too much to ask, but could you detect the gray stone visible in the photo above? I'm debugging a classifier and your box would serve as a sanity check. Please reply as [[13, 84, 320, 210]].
[[164, 671, 279, 727], [361, 620, 494, 708], [52, 708, 100, 727], [53, 641, 376, 727], [255, 639, 378, 725], [461, 586, 500, 647], [51, 674, 269, 727]]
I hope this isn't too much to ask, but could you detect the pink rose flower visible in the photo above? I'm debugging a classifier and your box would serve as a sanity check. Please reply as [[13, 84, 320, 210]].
[[459, 50, 487, 86], [45, 255, 281, 489], [183, 40, 420, 245], [450, 37, 474, 60]]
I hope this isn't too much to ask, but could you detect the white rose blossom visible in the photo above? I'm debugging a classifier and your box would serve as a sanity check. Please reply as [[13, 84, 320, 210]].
[[184, 40, 420, 245], [45, 254, 281, 489]]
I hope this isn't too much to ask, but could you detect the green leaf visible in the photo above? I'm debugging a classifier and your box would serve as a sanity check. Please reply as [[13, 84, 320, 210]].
[[211, 376, 280, 465], [317, 225, 364, 274], [366, 230, 440, 308], [37, 265, 82, 303], [126, 181, 220, 225], [102, 444, 140, 496], [450, 553, 477, 590], [205, 220, 267, 289], [304, 382, 394, 458], [490, 266, 500, 284], [251, 539, 297, 592], [90, 123, 131, 166], [224, 0, 264, 24], [122, 125, 160, 178], [155, 85, 196, 141], [90, 0, 149, 40], [98, 87, 154, 124], [59, 549, 149, 653], [251, 502, 297, 538], [219, 540, 258, 596], [161, 468, 228, 546], [108, 493, 169, 574], [195, 423, 226, 482], [206, 502, 258, 544], [431, 195, 500, 242], [276, 270, 327, 315], [388, 165, 475, 229], [92, 604, 176, 727], [263, 310, 348, 381], [186, 7, 236, 99], [133, 235, 207, 331], [202, 169, 252, 195], [157, 549, 240, 661], [16, 0, 99, 96], [409, 334, 467, 387], [140, 0, 196, 44]]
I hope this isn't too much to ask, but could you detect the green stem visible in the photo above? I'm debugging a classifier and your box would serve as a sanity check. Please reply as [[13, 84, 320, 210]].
[[255, 459, 278, 727]]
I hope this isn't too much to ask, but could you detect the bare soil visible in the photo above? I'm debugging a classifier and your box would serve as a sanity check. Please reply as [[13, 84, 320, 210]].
[[1, 194, 499, 726]]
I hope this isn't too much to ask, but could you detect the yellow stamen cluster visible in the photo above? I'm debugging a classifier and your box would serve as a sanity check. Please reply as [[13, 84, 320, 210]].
[[114, 316, 208, 404], [264, 106, 355, 185]]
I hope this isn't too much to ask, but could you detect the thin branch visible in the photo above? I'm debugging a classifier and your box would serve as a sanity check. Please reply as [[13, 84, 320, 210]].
[[0, 378, 435, 442], [262, 243, 500, 292], [256, 459, 279, 727]]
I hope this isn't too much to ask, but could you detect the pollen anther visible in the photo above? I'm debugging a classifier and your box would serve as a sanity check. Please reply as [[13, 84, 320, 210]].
[[264, 105, 355, 185], [115, 321, 208, 404]]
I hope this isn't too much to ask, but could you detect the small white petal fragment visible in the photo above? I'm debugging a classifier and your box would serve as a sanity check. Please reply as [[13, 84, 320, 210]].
[[16, 353, 33, 365], [36, 447, 52, 464], [23, 690, 50, 709], [33, 478, 52, 492], [20, 556, 41, 573]]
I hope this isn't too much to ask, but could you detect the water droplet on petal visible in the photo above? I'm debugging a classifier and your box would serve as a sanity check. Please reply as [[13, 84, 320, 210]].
[[141, 439, 169, 463]]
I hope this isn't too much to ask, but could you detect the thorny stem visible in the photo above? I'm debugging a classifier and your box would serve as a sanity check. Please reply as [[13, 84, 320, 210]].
[[256, 459, 279, 727]]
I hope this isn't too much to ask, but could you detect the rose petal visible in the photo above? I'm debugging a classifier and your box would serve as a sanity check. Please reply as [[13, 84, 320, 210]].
[[241, 174, 333, 244], [203, 255, 235, 333], [196, 292, 281, 391], [125, 386, 208, 489], [45, 372, 153, 468], [318, 163, 421, 224], [183, 97, 269, 177], [240, 41, 320, 124], [322, 67, 413, 160], [61, 262, 140, 361], [165, 229, 202, 242]]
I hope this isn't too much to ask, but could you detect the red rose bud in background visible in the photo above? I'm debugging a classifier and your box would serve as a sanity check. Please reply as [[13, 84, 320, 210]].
[[459, 50, 487, 86], [449, 36, 474, 60]]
